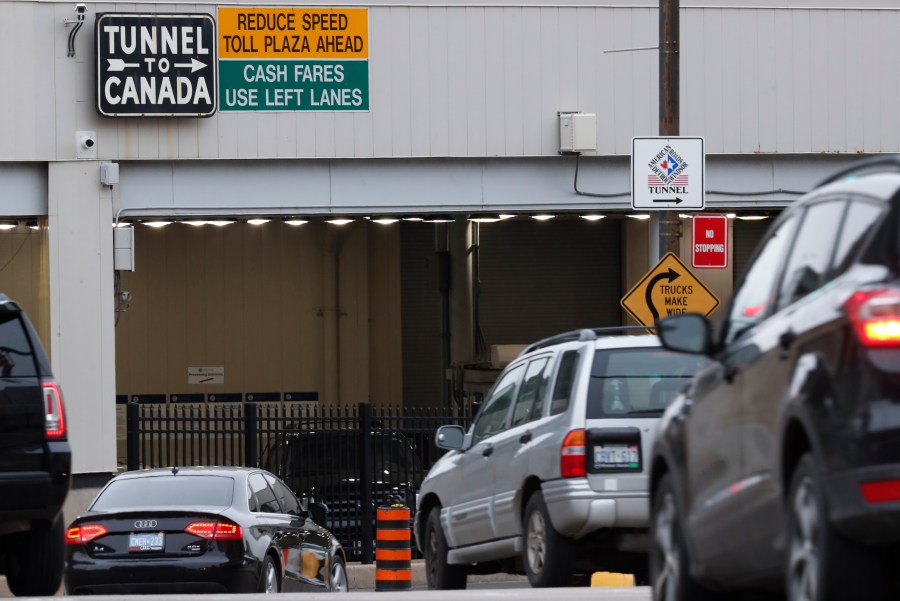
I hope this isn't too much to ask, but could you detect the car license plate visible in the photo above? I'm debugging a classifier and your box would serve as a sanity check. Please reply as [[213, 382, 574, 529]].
[[593, 444, 640, 470], [129, 532, 164, 552]]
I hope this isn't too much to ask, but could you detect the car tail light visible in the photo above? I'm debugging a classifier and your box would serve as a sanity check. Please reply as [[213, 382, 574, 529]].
[[844, 289, 900, 348], [860, 479, 900, 504], [185, 520, 243, 540], [43, 381, 66, 439], [561, 429, 586, 478], [65, 524, 108, 545]]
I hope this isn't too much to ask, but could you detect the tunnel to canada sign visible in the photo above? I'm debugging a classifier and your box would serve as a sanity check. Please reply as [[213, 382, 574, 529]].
[[96, 14, 217, 117], [218, 7, 369, 111]]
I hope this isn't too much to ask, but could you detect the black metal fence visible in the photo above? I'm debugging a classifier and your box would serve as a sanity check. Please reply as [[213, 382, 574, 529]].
[[126, 401, 472, 563]]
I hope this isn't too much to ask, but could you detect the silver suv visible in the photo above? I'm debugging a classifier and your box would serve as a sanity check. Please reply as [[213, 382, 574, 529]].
[[414, 328, 708, 588]]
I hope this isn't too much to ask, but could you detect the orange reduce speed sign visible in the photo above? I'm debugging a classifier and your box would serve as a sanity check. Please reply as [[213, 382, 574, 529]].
[[620, 253, 719, 328]]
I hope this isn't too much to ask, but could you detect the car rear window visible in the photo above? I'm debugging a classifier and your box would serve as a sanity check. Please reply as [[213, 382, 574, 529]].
[[0, 312, 40, 378], [586, 348, 708, 419], [90, 475, 235, 511]]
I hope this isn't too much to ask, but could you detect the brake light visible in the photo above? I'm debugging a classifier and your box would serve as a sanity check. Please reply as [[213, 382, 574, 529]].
[[43, 381, 66, 439], [845, 289, 900, 348], [185, 521, 243, 540], [65, 524, 108, 545], [861, 479, 900, 504], [561, 429, 586, 478]]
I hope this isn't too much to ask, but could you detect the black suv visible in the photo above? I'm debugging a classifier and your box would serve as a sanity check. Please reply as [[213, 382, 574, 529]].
[[649, 156, 900, 601], [0, 295, 71, 596]]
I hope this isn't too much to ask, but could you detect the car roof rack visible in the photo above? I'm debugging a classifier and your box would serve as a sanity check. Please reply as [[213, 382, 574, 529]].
[[816, 155, 900, 188], [521, 325, 656, 355]]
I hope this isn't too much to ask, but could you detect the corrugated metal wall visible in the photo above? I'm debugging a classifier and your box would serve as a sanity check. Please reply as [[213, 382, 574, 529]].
[[3, 2, 899, 161], [478, 218, 622, 345]]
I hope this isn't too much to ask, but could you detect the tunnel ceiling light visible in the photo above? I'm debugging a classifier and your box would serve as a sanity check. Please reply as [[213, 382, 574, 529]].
[[371, 216, 399, 225], [469, 214, 501, 223], [144, 220, 172, 228], [326, 217, 354, 225], [499, 213, 516, 220], [726, 213, 737, 219], [284, 218, 308, 226], [580, 214, 606, 222], [736, 215, 769, 221], [183, 220, 208, 226], [207, 220, 235, 227], [247, 218, 270, 226], [402, 216, 424, 222], [531, 214, 556, 221], [422, 215, 454, 223], [26, 220, 39, 230], [0, 221, 17, 230], [627, 214, 651, 220]]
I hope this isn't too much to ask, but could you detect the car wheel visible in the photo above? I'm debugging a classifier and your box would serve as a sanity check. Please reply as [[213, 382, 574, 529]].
[[330, 555, 349, 592], [424, 508, 467, 589], [650, 473, 718, 601], [786, 453, 886, 601], [522, 491, 575, 587], [6, 515, 64, 597], [258, 554, 281, 594]]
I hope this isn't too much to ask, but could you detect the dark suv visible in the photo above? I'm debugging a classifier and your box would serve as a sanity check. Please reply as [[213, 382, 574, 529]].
[[0, 295, 71, 596], [649, 156, 900, 601]]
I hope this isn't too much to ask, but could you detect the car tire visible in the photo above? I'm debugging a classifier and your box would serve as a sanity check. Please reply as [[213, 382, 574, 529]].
[[6, 515, 64, 597], [649, 473, 719, 601], [329, 555, 350, 592], [258, 554, 281, 594], [785, 453, 887, 601], [522, 491, 575, 587], [424, 508, 467, 590]]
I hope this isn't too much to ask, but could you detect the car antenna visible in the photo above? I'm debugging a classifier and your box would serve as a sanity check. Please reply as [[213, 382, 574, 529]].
[[171, 466, 179, 475]]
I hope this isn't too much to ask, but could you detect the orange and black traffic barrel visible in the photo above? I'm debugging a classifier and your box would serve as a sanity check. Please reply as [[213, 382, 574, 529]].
[[375, 505, 412, 591]]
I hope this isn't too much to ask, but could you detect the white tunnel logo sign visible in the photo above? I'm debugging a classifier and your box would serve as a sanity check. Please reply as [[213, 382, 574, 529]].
[[96, 13, 217, 117]]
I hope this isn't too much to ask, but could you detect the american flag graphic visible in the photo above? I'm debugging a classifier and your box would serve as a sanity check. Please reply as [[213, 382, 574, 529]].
[[648, 174, 689, 185]]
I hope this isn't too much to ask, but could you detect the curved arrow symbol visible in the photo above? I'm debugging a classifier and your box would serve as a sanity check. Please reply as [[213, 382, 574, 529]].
[[645, 268, 681, 322]]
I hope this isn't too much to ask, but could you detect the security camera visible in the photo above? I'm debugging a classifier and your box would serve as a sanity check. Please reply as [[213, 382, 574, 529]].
[[75, 4, 86, 14], [80, 135, 95, 149], [118, 291, 132, 303]]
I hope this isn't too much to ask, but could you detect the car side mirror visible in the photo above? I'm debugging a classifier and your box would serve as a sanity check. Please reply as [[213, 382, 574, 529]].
[[657, 313, 713, 355], [435, 425, 466, 451], [309, 501, 328, 526]]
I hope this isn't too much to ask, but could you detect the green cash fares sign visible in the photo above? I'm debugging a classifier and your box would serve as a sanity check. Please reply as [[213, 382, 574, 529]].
[[218, 7, 368, 111]]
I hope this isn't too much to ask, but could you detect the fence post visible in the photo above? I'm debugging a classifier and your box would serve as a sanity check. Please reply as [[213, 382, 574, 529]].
[[126, 401, 139, 471], [359, 402, 375, 564], [245, 401, 258, 467]]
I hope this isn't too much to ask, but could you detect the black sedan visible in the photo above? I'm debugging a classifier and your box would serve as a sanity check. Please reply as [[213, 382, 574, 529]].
[[63, 466, 349, 594]]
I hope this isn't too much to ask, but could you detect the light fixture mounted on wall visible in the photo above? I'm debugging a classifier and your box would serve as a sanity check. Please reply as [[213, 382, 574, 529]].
[[64, 4, 87, 58]]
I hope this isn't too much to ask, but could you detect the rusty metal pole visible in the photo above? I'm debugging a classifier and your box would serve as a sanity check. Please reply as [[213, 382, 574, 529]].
[[659, 0, 681, 256]]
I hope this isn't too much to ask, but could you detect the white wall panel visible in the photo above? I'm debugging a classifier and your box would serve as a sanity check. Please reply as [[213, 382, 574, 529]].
[[6, 2, 900, 161]]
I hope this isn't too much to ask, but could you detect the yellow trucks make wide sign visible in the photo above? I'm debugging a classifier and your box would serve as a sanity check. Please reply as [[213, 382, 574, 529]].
[[620, 253, 719, 328]]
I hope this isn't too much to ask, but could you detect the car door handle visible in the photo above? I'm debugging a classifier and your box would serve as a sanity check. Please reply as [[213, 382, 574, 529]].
[[519, 432, 532, 444], [482, 444, 494, 457]]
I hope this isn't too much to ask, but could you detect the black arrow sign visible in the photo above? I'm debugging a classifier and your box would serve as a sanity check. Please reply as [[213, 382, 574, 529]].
[[645, 268, 681, 322], [652, 197, 684, 204]]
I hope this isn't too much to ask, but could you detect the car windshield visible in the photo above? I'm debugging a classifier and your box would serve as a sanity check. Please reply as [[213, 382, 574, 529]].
[[90, 475, 235, 511], [586, 347, 708, 418]]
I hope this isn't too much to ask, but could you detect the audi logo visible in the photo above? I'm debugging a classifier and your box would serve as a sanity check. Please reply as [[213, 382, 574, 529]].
[[133, 520, 158, 529]]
